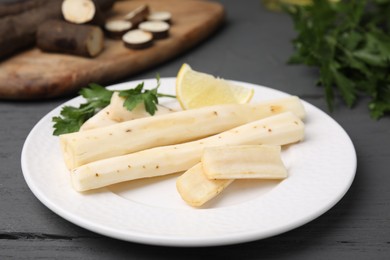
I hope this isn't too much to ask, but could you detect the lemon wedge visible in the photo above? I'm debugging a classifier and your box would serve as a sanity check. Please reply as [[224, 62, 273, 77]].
[[176, 64, 254, 109]]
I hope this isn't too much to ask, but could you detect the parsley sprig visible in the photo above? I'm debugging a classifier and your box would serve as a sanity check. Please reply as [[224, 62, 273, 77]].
[[118, 74, 175, 115], [287, 0, 390, 119], [52, 75, 175, 135]]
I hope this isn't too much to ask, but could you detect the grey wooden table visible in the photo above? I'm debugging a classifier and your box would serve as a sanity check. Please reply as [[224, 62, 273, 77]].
[[1, 1, 389, 259]]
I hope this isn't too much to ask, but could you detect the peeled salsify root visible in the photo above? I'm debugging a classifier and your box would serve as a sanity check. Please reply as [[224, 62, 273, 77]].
[[80, 92, 175, 131], [80, 106, 117, 131], [71, 111, 304, 192], [176, 163, 233, 207], [177, 144, 288, 207], [60, 96, 305, 169], [202, 144, 288, 180], [108, 92, 175, 122]]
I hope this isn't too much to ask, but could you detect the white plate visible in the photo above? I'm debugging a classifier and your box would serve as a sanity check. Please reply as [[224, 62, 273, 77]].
[[21, 78, 356, 247]]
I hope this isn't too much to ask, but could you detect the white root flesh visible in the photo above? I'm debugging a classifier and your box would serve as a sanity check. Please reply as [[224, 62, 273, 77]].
[[60, 96, 305, 169], [138, 21, 170, 39], [79, 106, 118, 131], [108, 92, 175, 122], [122, 29, 153, 49], [71, 111, 304, 191], [80, 93, 176, 131], [176, 163, 233, 207], [62, 0, 96, 24], [147, 11, 172, 23], [86, 26, 104, 57], [105, 20, 133, 38], [202, 144, 288, 179]]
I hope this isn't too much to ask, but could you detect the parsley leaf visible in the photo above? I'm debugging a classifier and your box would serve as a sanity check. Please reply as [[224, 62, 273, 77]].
[[52, 84, 112, 136], [286, 0, 390, 119], [118, 74, 175, 115], [52, 75, 175, 135], [120, 82, 146, 111]]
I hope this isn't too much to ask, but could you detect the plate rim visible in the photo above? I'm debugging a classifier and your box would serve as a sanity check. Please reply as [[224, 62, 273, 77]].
[[21, 77, 357, 247]]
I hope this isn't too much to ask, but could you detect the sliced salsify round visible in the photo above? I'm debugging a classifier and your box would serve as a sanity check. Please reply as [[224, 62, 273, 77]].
[[122, 29, 153, 49]]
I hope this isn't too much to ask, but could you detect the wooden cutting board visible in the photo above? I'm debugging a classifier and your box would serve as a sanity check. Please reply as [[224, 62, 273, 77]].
[[0, 0, 224, 100]]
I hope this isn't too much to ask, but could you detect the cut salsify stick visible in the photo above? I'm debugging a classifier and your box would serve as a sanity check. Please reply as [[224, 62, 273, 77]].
[[177, 145, 287, 207], [176, 163, 234, 207], [71, 111, 304, 191], [202, 145, 287, 179], [60, 96, 305, 169]]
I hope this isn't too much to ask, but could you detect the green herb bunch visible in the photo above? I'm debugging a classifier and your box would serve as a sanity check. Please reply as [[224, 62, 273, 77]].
[[287, 0, 390, 119], [52, 75, 175, 135]]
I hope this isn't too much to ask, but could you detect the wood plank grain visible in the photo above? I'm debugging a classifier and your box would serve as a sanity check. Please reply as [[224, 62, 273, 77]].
[[0, 0, 224, 100]]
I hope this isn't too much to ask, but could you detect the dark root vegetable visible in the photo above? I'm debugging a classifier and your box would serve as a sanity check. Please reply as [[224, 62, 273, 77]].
[[37, 19, 104, 57], [123, 4, 149, 27], [0, 0, 47, 18], [0, 0, 115, 60], [93, 0, 116, 11], [0, 0, 62, 60]]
